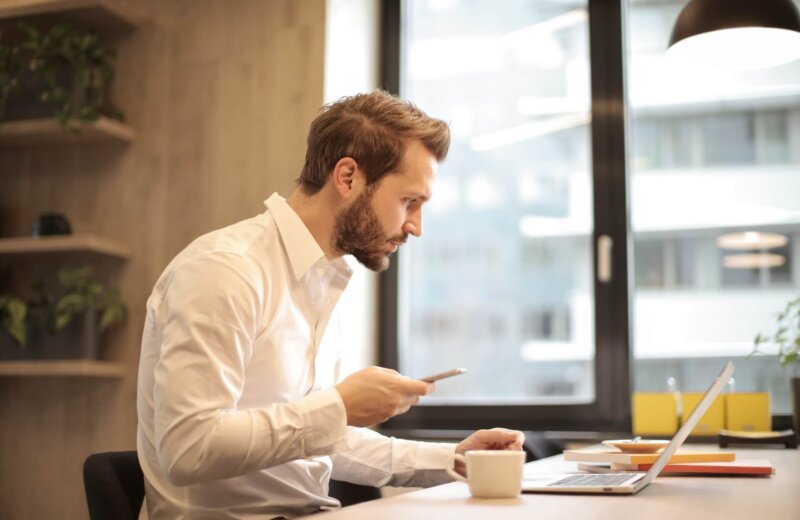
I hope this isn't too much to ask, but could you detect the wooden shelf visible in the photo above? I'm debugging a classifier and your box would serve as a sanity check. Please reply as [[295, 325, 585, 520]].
[[0, 360, 125, 378], [0, 117, 136, 146], [0, 233, 130, 259], [0, 0, 145, 36]]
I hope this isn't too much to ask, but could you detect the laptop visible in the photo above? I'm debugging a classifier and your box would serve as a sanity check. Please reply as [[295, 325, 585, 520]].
[[521, 361, 734, 495]]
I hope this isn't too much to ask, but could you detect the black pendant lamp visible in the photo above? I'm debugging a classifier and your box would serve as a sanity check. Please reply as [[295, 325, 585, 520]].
[[667, 0, 800, 70]]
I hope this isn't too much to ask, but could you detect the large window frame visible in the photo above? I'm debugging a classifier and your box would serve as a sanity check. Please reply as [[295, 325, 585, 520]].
[[378, 0, 632, 432]]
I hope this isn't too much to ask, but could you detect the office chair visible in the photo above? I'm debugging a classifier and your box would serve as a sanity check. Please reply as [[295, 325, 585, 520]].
[[329, 479, 382, 506], [523, 432, 565, 460], [82, 450, 379, 517], [83, 451, 145, 520]]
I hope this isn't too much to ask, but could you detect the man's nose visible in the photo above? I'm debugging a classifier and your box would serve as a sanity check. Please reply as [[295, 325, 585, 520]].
[[403, 211, 423, 238]]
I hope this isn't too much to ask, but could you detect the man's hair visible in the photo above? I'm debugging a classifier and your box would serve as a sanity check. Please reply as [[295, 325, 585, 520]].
[[298, 91, 450, 194]]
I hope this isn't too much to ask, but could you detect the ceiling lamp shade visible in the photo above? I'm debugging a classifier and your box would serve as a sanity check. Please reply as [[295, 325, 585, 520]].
[[667, 0, 800, 70]]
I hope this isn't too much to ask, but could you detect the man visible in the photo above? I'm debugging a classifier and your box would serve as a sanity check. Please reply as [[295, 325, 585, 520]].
[[137, 91, 524, 519]]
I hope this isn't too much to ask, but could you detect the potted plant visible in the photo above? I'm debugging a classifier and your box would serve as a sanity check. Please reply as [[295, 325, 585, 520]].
[[0, 265, 126, 360], [753, 296, 800, 433], [0, 21, 123, 129]]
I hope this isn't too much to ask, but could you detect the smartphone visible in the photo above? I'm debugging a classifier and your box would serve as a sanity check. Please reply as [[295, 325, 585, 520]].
[[419, 368, 467, 383]]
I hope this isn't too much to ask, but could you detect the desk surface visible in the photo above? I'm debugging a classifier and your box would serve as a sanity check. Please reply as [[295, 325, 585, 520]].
[[313, 447, 800, 519]]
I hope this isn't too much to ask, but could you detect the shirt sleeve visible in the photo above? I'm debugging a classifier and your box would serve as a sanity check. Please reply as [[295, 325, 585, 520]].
[[329, 427, 456, 488], [152, 253, 349, 486]]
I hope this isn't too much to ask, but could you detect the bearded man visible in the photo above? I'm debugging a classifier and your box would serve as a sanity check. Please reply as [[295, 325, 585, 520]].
[[136, 91, 524, 520]]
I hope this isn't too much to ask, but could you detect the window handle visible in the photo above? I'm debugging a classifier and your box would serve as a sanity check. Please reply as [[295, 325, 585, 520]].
[[597, 235, 613, 283]]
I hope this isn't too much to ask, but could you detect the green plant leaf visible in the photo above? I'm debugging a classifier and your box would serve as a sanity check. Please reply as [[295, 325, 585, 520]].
[[54, 311, 73, 331], [752, 295, 800, 367], [99, 306, 125, 330], [55, 293, 88, 315], [780, 351, 798, 368], [0, 295, 27, 346]]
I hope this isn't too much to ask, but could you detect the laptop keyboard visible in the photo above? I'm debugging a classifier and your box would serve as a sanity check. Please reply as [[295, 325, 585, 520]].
[[548, 473, 635, 487]]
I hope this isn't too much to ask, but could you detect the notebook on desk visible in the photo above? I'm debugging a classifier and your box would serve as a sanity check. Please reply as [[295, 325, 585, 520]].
[[521, 361, 734, 495]]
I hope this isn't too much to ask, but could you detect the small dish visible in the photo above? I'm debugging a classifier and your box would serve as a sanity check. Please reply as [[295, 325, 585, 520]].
[[602, 439, 670, 453]]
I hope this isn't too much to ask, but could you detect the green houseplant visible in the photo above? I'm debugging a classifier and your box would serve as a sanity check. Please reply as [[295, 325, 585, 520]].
[[753, 296, 800, 433], [51, 265, 127, 333], [0, 265, 126, 359], [0, 22, 123, 129], [753, 296, 800, 368]]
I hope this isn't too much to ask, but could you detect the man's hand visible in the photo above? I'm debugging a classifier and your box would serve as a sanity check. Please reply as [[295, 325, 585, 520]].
[[453, 428, 525, 476], [335, 366, 433, 427]]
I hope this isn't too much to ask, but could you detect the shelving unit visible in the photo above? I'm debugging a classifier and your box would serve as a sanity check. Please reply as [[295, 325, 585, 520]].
[[0, 360, 125, 378], [0, 116, 136, 146], [0, 0, 145, 36], [0, 1, 141, 383], [0, 233, 130, 259], [0, 1, 143, 145]]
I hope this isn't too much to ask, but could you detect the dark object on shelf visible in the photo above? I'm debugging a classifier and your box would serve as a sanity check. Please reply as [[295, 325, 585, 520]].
[[0, 308, 99, 360], [32, 213, 72, 236], [718, 429, 797, 449]]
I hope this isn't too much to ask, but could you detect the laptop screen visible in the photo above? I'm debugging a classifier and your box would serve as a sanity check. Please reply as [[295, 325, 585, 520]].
[[637, 361, 734, 487]]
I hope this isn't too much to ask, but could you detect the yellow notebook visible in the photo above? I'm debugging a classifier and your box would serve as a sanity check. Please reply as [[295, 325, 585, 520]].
[[564, 449, 736, 465]]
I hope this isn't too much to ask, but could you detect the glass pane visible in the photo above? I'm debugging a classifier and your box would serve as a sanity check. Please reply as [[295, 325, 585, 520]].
[[399, 0, 593, 404], [626, 0, 800, 412]]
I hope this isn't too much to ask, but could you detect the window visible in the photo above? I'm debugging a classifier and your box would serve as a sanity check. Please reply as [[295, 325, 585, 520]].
[[628, 0, 800, 413], [380, 0, 799, 431], [395, 0, 600, 413]]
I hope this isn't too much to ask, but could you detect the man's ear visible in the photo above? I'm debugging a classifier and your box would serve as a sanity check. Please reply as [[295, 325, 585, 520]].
[[331, 157, 364, 199]]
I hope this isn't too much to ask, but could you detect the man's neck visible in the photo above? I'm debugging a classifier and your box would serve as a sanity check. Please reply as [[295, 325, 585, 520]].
[[286, 186, 340, 260]]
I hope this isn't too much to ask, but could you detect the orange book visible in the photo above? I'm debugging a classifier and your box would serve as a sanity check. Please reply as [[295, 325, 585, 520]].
[[578, 459, 774, 476]]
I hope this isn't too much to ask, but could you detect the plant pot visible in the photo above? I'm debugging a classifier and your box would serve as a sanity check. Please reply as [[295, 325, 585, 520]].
[[0, 308, 100, 360], [0, 67, 84, 122]]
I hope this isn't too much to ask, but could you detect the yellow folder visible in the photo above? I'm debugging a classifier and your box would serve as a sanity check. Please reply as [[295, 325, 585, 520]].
[[725, 392, 770, 432], [632, 392, 679, 436], [682, 392, 725, 436]]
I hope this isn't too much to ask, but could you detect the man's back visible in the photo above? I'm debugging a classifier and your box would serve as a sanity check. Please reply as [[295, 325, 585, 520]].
[[137, 195, 352, 519]]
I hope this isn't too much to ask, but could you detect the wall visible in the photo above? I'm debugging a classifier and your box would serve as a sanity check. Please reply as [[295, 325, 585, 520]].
[[324, 0, 381, 376], [0, 1, 326, 518]]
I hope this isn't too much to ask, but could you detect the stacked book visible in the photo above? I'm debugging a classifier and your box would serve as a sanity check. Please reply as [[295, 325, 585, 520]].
[[564, 448, 774, 476]]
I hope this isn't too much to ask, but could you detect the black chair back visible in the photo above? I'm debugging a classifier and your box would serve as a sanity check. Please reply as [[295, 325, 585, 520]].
[[82, 450, 381, 516], [83, 451, 145, 520]]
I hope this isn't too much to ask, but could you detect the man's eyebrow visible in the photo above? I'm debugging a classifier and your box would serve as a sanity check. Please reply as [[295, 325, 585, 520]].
[[405, 191, 431, 202]]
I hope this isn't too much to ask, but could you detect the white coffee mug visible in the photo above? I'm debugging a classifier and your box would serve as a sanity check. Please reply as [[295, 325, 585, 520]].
[[445, 450, 525, 498]]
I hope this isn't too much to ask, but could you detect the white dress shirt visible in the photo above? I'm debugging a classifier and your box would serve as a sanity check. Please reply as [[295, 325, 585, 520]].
[[137, 193, 456, 519]]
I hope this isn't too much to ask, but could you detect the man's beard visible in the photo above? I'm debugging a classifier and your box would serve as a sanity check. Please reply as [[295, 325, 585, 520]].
[[333, 186, 404, 272]]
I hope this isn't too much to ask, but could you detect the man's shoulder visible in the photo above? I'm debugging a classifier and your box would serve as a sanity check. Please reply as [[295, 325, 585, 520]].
[[210, 212, 278, 257], [160, 213, 282, 285]]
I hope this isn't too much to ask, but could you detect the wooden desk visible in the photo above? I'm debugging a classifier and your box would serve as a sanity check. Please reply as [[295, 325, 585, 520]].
[[311, 447, 800, 519]]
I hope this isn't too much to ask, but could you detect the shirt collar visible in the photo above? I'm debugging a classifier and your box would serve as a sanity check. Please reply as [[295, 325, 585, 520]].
[[264, 193, 352, 281]]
